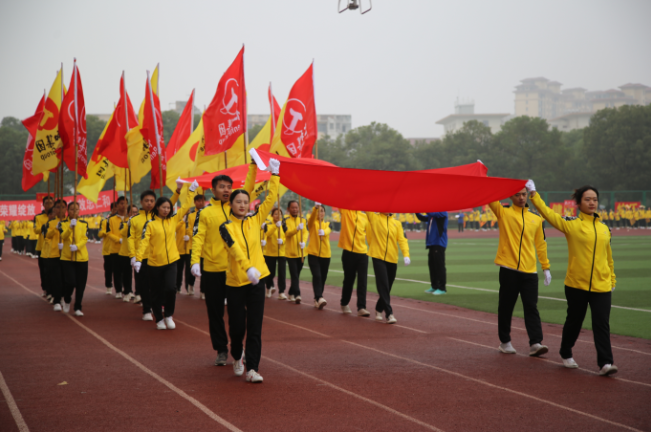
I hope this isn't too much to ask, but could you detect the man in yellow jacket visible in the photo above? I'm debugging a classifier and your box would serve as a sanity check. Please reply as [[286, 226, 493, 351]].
[[0, 221, 6, 261], [284, 200, 309, 303], [59, 201, 89, 316], [338, 209, 370, 316], [99, 205, 116, 294], [489, 189, 551, 357], [34, 196, 55, 294], [44, 200, 68, 309], [106, 197, 130, 299]]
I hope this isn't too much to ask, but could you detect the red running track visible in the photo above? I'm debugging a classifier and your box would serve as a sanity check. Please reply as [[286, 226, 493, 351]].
[[1, 241, 650, 432]]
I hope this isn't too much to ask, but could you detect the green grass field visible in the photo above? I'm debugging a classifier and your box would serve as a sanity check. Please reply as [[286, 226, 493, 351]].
[[300, 236, 651, 340]]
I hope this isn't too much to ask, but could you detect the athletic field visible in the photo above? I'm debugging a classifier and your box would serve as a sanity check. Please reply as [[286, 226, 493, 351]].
[[304, 236, 651, 340]]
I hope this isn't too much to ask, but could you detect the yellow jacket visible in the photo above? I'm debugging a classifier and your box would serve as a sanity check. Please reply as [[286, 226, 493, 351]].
[[0, 223, 6, 240], [34, 212, 50, 251], [307, 207, 332, 258], [488, 201, 550, 274], [27, 221, 39, 240], [128, 191, 181, 260], [21, 221, 30, 238], [118, 218, 131, 257], [191, 165, 257, 272], [531, 193, 615, 292], [106, 214, 127, 254], [263, 220, 287, 257], [43, 218, 64, 259], [59, 219, 89, 262], [176, 219, 191, 255], [187, 210, 199, 246], [220, 175, 279, 287], [337, 209, 368, 254], [366, 212, 409, 264], [98, 217, 111, 256], [332, 212, 341, 222], [284, 214, 309, 259]]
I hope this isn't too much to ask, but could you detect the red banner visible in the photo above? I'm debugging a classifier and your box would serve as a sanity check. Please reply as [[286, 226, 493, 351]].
[[1, 191, 114, 221], [615, 201, 641, 212], [563, 200, 577, 217], [550, 202, 563, 215]]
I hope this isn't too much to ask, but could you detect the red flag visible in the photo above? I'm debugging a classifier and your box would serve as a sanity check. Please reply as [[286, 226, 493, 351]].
[[280, 62, 317, 158], [204, 46, 246, 156], [166, 89, 195, 159], [21, 94, 46, 192], [141, 72, 167, 189], [94, 74, 138, 168], [268, 83, 281, 137], [59, 60, 88, 179]]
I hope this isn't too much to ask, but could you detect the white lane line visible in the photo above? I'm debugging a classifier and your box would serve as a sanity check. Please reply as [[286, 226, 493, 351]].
[[0, 370, 30, 432], [0, 271, 243, 432], [174, 318, 445, 432], [264, 315, 645, 432]]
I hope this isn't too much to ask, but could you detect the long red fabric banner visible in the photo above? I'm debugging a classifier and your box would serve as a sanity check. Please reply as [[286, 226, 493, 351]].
[[256, 150, 525, 213]]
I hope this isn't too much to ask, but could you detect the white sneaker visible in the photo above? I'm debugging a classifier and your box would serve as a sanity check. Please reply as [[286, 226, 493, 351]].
[[200, 293, 205, 300], [386, 314, 397, 324], [357, 308, 370, 317], [46, 294, 53, 300], [499, 342, 516, 354], [317, 298, 327, 309], [156, 320, 167, 330], [164, 317, 176, 330], [341, 305, 352, 314], [288, 295, 296, 302], [375, 311, 383, 321], [105, 288, 112, 295], [295, 296, 302, 304], [63, 303, 70, 313], [74, 310, 84, 317], [142, 313, 153, 321], [31, 255, 38, 259], [224, 298, 227, 305], [233, 357, 245, 376], [598, 364, 618, 376], [122, 293, 133, 302], [41, 291, 47, 297], [115, 293, 123, 299], [562, 358, 579, 369], [53, 304, 62, 312], [270, 287, 276, 296], [188, 285, 194, 295], [133, 295, 142, 303], [266, 289, 272, 298], [49, 297, 54, 304], [529, 343, 549, 357], [278, 293, 288, 300], [245, 370, 264, 383]]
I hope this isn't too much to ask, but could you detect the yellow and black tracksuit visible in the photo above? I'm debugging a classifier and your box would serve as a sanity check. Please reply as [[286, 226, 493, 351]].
[[27, 221, 38, 255], [98, 216, 113, 289], [117, 217, 133, 295], [283, 213, 309, 298], [531, 193, 616, 367], [366, 212, 410, 318], [128, 209, 155, 314], [307, 207, 332, 300], [185, 209, 199, 291], [175, 217, 191, 292], [337, 209, 369, 310], [43, 218, 64, 303], [106, 213, 128, 294], [219, 173, 279, 372], [59, 219, 89, 311], [489, 201, 550, 347], [263, 219, 287, 293], [0, 222, 6, 260]]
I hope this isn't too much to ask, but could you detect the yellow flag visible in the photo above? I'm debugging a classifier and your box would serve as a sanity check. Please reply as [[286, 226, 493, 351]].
[[32, 69, 65, 175]]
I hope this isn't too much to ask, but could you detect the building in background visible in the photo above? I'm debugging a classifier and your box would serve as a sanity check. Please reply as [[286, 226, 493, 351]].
[[247, 114, 352, 139], [171, 100, 201, 116], [406, 137, 439, 146], [436, 99, 510, 135]]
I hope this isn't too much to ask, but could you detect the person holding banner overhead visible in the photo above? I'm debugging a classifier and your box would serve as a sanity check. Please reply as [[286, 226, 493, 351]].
[[284, 200, 309, 303], [59, 201, 89, 316], [307, 203, 332, 309], [263, 208, 287, 299]]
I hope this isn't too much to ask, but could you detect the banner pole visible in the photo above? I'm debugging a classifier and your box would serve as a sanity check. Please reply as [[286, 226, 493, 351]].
[[146, 70, 164, 197], [73, 59, 79, 259], [299, 195, 304, 263], [60, 62, 65, 201], [122, 71, 132, 206]]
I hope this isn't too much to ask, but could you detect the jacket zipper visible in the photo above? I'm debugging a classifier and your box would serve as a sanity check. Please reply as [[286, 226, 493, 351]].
[[383, 216, 390, 261], [588, 216, 597, 292], [516, 208, 525, 270], [350, 212, 358, 252], [241, 221, 250, 259], [318, 220, 323, 257], [163, 219, 170, 264]]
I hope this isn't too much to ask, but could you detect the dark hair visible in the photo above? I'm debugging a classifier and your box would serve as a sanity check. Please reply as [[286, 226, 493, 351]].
[[116, 196, 127, 204], [140, 190, 156, 201], [287, 200, 298, 210], [229, 189, 250, 205], [271, 208, 283, 218], [110, 202, 116, 210], [212, 175, 233, 189], [131, 205, 139, 212], [67, 201, 79, 210], [152, 197, 174, 219], [42, 195, 54, 204], [54, 199, 67, 207], [194, 194, 205, 202], [571, 185, 599, 205]]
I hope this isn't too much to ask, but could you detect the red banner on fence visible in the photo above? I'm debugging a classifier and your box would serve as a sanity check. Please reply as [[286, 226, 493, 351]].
[[0, 191, 113, 221], [615, 201, 641, 212], [563, 200, 577, 217]]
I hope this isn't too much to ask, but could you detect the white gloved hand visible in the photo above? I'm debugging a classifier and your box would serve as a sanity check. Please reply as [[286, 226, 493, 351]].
[[134, 262, 142, 273], [267, 158, 280, 175], [70, 219, 77, 227], [318, 229, 325, 236], [183, 235, 190, 242], [189, 180, 200, 192], [130, 257, 136, 266], [315, 202, 321, 206], [58, 243, 63, 250], [175, 177, 185, 191], [276, 221, 282, 227], [262, 222, 267, 229], [544, 269, 552, 286], [525, 179, 536, 193], [277, 238, 283, 245], [299, 242, 305, 249], [612, 285, 616, 291], [191, 263, 202, 278], [70, 244, 78, 252], [404, 257, 411, 266], [246, 267, 261, 285], [119, 238, 123, 244], [298, 223, 304, 230], [261, 240, 267, 247]]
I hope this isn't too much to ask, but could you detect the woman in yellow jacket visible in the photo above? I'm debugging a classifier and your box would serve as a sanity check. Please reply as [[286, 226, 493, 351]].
[[219, 158, 280, 383], [307, 204, 332, 309], [0, 221, 7, 261], [175, 216, 192, 294], [263, 208, 287, 299], [59, 201, 89, 316], [528, 181, 617, 376], [44, 200, 68, 309], [366, 211, 410, 324], [135, 182, 198, 330]]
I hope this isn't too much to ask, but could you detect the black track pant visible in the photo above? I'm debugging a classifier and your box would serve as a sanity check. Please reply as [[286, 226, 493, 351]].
[[149, 263, 177, 323], [61, 260, 88, 311], [176, 254, 188, 291], [185, 253, 196, 290], [497, 267, 543, 346], [427, 246, 447, 291], [103, 255, 113, 288], [227, 281, 265, 372], [46, 258, 63, 304], [340, 250, 368, 310], [373, 258, 397, 317], [264, 256, 286, 293], [0, 240, 3, 259], [110, 254, 122, 293], [202, 270, 229, 354], [287, 257, 303, 297], [308, 255, 330, 300], [560, 286, 613, 367], [38, 254, 47, 292], [135, 259, 151, 314], [118, 255, 132, 295]]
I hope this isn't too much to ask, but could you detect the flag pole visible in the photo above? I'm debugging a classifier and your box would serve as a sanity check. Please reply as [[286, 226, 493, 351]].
[[122, 71, 133, 207], [72, 59, 79, 259], [299, 195, 304, 263], [60, 63, 65, 200], [224, 151, 228, 169], [147, 70, 164, 196], [269, 83, 281, 215]]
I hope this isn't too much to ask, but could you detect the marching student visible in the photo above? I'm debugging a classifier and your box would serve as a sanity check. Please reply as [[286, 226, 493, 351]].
[[366, 211, 410, 324], [488, 189, 551, 357], [44, 200, 68, 310], [175, 215, 191, 294], [27, 220, 38, 258], [528, 181, 618, 376], [307, 203, 332, 309], [59, 201, 89, 316], [284, 200, 309, 303], [106, 197, 129, 299], [219, 157, 280, 383], [191, 165, 257, 366], [117, 205, 138, 302], [0, 221, 6, 261], [99, 204, 117, 295], [185, 194, 206, 298], [416, 212, 449, 295], [263, 208, 287, 299], [338, 209, 370, 316], [135, 182, 198, 330]]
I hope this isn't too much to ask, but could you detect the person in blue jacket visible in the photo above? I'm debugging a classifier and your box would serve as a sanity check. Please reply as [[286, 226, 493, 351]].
[[457, 213, 465, 232], [415, 212, 448, 295]]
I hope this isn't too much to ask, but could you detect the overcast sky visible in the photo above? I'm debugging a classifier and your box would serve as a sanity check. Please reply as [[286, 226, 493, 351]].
[[1, 0, 650, 137]]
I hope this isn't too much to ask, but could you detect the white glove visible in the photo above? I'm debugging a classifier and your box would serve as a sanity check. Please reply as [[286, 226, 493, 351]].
[[299, 242, 305, 249], [130, 257, 136, 266], [246, 267, 261, 285], [70, 244, 78, 252], [191, 263, 201, 277], [183, 235, 190, 242], [190, 180, 200, 192], [175, 177, 184, 190], [404, 257, 411, 266], [277, 238, 283, 245], [298, 223, 304, 230], [276, 221, 282, 227], [318, 229, 325, 236], [70, 219, 77, 227], [262, 222, 267, 229], [261, 240, 267, 247], [134, 262, 142, 273], [544, 269, 552, 286], [525, 179, 536, 193], [267, 158, 280, 175], [119, 238, 123, 244], [612, 285, 616, 291], [58, 243, 63, 250], [315, 202, 321, 206]]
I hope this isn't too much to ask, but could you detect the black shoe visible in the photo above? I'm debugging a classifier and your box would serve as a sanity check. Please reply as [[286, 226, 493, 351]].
[[214, 352, 228, 366]]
